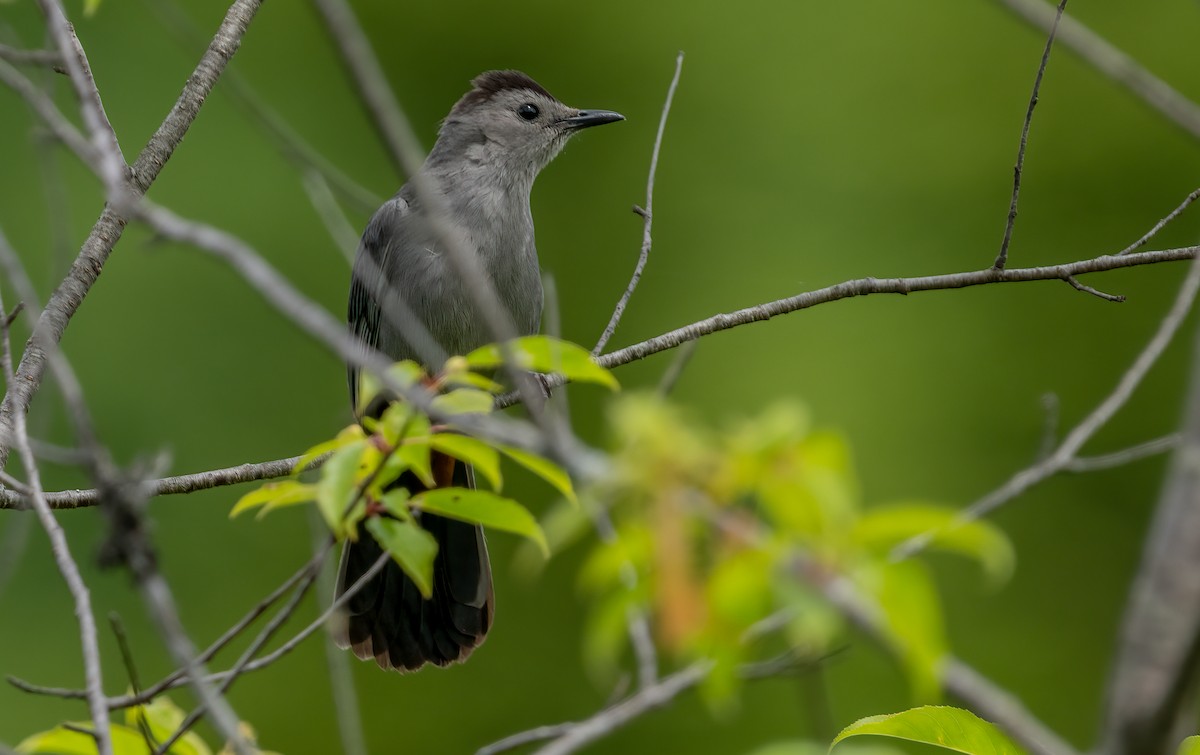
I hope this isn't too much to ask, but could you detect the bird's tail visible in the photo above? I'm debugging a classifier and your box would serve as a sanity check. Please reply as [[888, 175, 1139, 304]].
[[333, 464, 493, 671]]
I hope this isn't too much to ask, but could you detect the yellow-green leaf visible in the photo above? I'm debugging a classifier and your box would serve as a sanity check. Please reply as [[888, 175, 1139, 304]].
[[864, 560, 946, 702], [230, 480, 315, 518], [497, 444, 576, 503], [316, 439, 369, 537], [1179, 736, 1200, 755], [125, 696, 213, 755], [18, 723, 150, 754], [831, 706, 1027, 754], [464, 336, 618, 390], [430, 434, 502, 490], [853, 503, 1015, 584], [365, 516, 437, 598], [413, 488, 548, 556], [291, 424, 365, 478], [432, 387, 495, 416]]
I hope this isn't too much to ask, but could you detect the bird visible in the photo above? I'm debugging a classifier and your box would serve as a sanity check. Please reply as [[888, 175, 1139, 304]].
[[336, 70, 624, 671]]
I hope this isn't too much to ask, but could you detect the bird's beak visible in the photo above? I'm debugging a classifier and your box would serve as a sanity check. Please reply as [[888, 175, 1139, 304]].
[[560, 109, 625, 130]]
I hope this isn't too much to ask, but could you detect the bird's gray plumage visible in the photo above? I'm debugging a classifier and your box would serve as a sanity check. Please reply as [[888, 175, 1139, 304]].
[[337, 70, 623, 671]]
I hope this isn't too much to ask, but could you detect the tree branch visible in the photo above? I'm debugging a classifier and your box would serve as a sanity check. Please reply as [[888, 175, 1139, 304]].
[[994, 0, 1067, 270], [993, 0, 1200, 142], [892, 252, 1200, 560], [0, 0, 264, 472], [592, 51, 683, 354], [0, 281, 111, 755]]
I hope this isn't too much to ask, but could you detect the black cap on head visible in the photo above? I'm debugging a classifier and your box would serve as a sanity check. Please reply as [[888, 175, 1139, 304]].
[[452, 70, 560, 115]]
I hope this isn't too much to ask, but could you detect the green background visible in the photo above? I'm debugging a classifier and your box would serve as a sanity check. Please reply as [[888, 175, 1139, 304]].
[[2, 0, 1199, 752]]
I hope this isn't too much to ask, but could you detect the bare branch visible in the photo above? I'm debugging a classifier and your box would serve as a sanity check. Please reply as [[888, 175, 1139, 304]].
[[1119, 187, 1200, 256], [593, 52, 684, 354], [0, 453, 315, 509], [1064, 274, 1124, 302], [893, 253, 1200, 560], [993, 0, 1067, 270], [35, 0, 128, 200], [0, 0, 264, 472], [0, 57, 100, 168], [145, 0, 381, 213], [1064, 434, 1178, 473], [0, 275, 110, 755], [0, 43, 62, 67], [993, 0, 1200, 142]]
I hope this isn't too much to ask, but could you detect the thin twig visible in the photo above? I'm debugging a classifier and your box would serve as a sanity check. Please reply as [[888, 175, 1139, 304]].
[[893, 252, 1200, 560], [593, 52, 684, 355], [35, 0, 128, 201], [1118, 187, 1200, 256], [993, 0, 1067, 270], [1064, 274, 1124, 302], [993, 0, 1200, 142], [0, 285, 111, 755], [11, 548, 384, 711], [1064, 433, 1179, 473], [0, 43, 61, 66], [145, 0, 381, 213], [153, 548, 326, 754]]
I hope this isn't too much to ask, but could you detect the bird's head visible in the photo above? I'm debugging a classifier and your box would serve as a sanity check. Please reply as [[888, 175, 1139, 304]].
[[428, 70, 624, 181]]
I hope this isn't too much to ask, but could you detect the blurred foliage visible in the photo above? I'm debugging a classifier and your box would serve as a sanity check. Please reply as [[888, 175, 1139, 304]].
[[2, 0, 1200, 753], [17, 695, 278, 755]]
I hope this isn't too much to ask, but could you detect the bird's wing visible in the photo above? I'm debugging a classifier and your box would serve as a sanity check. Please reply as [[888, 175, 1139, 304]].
[[347, 193, 421, 415]]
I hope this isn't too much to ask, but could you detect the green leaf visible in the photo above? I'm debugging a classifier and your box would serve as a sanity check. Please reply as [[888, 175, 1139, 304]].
[[17, 723, 149, 754], [413, 488, 548, 556], [365, 515, 437, 598], [432, 388, 495, 416], [1179, 736, 1200, 755], [230, 480, 315, 518], [863, 560, 946, 702], [853, 503, 1015, 584], [355, 361, 424, 416], [291, 424, 365, 478], [83, 0, 101, 17], [497, 444, 576, 503], [315, 439, 369, 537], [430, 434, 502, 490], [831, 706, 1027, 754], [125, 697, 213, 755], [464, 336, 618, 390], [750, 741, 903, 755]]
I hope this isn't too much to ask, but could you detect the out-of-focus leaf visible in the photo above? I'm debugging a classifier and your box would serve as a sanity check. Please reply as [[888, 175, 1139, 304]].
[[291, 424, 365, 478], [316, 439, 369, 537], [830, 706, 1027, 754], [83, 0, 101, 17], [413, 489, 547, 556], [749, 741, 903, 755], [464, 336, 618, 390], [430, 434, 502, 490], [862, 560, 946, 702], [853, 503, 1015, 584], [1178, 736, 1200, 755], [577, 525, 652, 593], [708, 549, 773, 628], [125, 696, 212, 755], [772, 580, 844, 655], [582, 587, 643, 682], [379, 401, 427, 446], [230, 480, 315, 518], [513, 498, 591, 575], [497, 444, 576, 503], [17, 723, 149, 754], [432, 387, 495, 416], [356, 361, 423, 416], [365, 515, 437, 598]]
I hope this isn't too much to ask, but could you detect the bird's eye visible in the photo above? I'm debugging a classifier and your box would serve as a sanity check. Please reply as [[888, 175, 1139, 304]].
[[517, 103, 540, 121]]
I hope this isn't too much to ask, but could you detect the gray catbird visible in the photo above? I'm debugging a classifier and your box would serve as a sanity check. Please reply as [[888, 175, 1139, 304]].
[[336, 71, 623, 671]]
